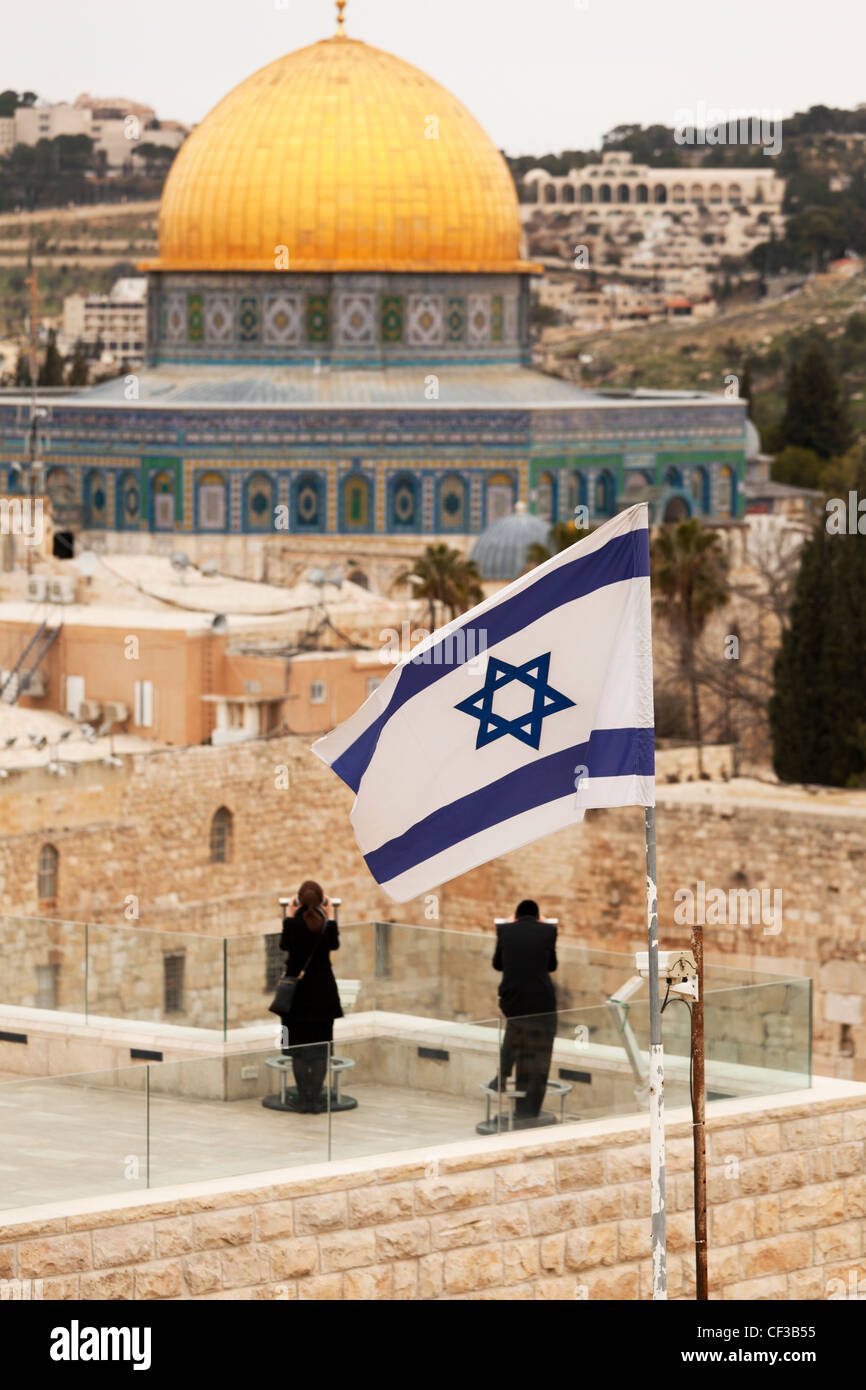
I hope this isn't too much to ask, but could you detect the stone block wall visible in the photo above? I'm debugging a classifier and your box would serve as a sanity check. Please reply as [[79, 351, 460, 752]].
[[0, 736, 864, 1080], [1, 1082, 863, 1300]]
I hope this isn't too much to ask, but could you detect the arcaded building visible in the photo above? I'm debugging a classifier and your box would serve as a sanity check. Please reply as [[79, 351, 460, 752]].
[[0, 12, 747, 568]]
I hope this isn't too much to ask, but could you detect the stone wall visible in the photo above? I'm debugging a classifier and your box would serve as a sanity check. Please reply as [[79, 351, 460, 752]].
[[1, 1080, 863, 1300], [0, 737, 864, 1081]]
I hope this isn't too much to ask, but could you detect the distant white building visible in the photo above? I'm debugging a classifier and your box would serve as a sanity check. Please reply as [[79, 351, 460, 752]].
[[63, 278, 147, 364], [0, 97, 186, 167]]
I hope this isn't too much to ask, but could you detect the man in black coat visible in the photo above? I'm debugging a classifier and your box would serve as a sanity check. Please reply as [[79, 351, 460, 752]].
[[492, 899, 558, 1123]]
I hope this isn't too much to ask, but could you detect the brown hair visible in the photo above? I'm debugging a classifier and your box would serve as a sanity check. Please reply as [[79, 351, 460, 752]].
[[298, 879, 326, 932]]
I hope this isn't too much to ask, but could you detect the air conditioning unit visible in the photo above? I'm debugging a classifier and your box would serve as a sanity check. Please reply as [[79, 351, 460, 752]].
[[78, 699, 102, 722], [48, 576, 77, 605], [21, 671, 46, 698], [103, 701, 128, 724], [26, 575, 49, 603]]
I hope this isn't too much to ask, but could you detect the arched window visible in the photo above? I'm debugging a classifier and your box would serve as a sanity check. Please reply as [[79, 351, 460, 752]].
[[718, 465, 734, 518], [625, 470, 652, 497], [636, 184, 649, 204], [84, 469, 108, 528], [150, 470, 175, 531], [341, 472, 373, 532], [544, 183, 558, 204], [210, 807, 233, 864], [709, 183, 723, 204], [594, 470, 615, 517], [691, 466, 710, 513], [672, 184, 686, 204], [117, 470, 141, 530], [562, 183, 575, 204], [690, 183, 704, 203], [437, 474, 467, 531], [567, 471, 588, 519], [616, 183, 630, 204], [388, 472, 421, 532], [38, 843, 58, 900], [728, 184, 742, 205], [664, 466, 683, 489], [599, 183, 612, 203], [292, 472, 325, 532], [244, 472, 276, 531], [654, 184, 668, 204], [485, 472, 516, 525], [580, 184, 593, 204], [197, 471, 227, 531], [535, 472, 556, 523]]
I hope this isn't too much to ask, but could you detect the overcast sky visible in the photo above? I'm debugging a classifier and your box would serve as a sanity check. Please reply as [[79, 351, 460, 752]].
[[5, 0, 864, 154]]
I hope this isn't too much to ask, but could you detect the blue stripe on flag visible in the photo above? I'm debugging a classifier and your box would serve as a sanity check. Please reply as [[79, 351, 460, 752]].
[[362, 725, 655, 886], [333, 528, 649, 794]]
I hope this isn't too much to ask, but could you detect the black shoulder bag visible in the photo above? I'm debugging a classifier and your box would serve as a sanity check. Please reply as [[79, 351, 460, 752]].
[[268, 913, 327, 1016]]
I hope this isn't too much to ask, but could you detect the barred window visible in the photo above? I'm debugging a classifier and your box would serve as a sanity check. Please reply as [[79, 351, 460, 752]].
[[209, 806, 233, 864], [163, 953, 185, 1014], [38, 843, 59, 900]]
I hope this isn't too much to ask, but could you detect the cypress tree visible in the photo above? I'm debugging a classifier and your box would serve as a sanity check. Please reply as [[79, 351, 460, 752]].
[[780, 335, 852, 460], [37, 328, 65, 386], [769, 474, 866, 786]]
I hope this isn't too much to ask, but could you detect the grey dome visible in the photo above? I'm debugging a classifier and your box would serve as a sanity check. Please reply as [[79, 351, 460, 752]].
[[470, 505, 552, 581], [745, 417, 761, 461]]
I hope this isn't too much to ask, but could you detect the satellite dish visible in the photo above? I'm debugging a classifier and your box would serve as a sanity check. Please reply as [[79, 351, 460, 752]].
[[308, 568, 327, 587], [201, 561, 219, 578], [211, 614, 228, 634], [170, 552, 191, 572]]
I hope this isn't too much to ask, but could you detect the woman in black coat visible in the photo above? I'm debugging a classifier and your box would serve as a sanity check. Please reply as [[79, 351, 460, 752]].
[[279, 879, 343, 1113]]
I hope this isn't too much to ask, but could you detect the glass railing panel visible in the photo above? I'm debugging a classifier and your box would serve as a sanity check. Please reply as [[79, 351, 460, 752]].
[[327, 1021, 504, 1163], [0, 1061, 149, 1210], [145, 1041, 332, 1188], [225, 920, 375, 1031], [0, 914, 86, 1016], [84, 922, 226, 1032]]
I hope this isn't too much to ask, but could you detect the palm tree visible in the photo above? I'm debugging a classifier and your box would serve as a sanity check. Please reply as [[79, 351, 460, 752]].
[[396, 544, 483, 627], [525, 520, 594, 570], [651, 519, 730, 776]]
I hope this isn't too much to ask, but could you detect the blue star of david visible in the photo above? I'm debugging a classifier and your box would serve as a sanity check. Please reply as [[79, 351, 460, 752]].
[[454, 652, 575, 751]]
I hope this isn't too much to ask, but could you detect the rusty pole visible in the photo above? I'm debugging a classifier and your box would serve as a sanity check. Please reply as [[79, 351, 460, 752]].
[[690, 918, 708, 1299]]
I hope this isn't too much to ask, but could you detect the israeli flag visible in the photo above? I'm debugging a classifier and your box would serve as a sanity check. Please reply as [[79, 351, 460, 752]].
[[313, 503, 655, 903]]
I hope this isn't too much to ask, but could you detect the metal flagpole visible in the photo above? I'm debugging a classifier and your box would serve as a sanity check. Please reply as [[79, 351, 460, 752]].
[[690, 917, 708, 1299], [645, 805, 667, 1299]]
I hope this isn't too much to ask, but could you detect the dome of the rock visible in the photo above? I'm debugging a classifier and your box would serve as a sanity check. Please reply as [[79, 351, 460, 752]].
[[148, 35, 531, 274]]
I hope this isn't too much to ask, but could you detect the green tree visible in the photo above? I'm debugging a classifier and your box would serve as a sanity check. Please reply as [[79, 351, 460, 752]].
[[526, 520, 590, 569], [651, 520, 730, 775], [66, 343, 89, 387], [13, 351, 31, 387], [37, 328, 64, 386], [780, 336, 853, 460], [769, 473, 866, 786], [396, 544, 483, 627], [771, 445, 824, 490]]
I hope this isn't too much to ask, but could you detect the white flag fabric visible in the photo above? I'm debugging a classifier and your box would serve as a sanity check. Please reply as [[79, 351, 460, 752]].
[[313, 503, 655, 902]]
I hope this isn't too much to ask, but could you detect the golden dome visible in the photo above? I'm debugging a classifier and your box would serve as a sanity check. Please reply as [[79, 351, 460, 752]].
[[146, 35, 534, 275]]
